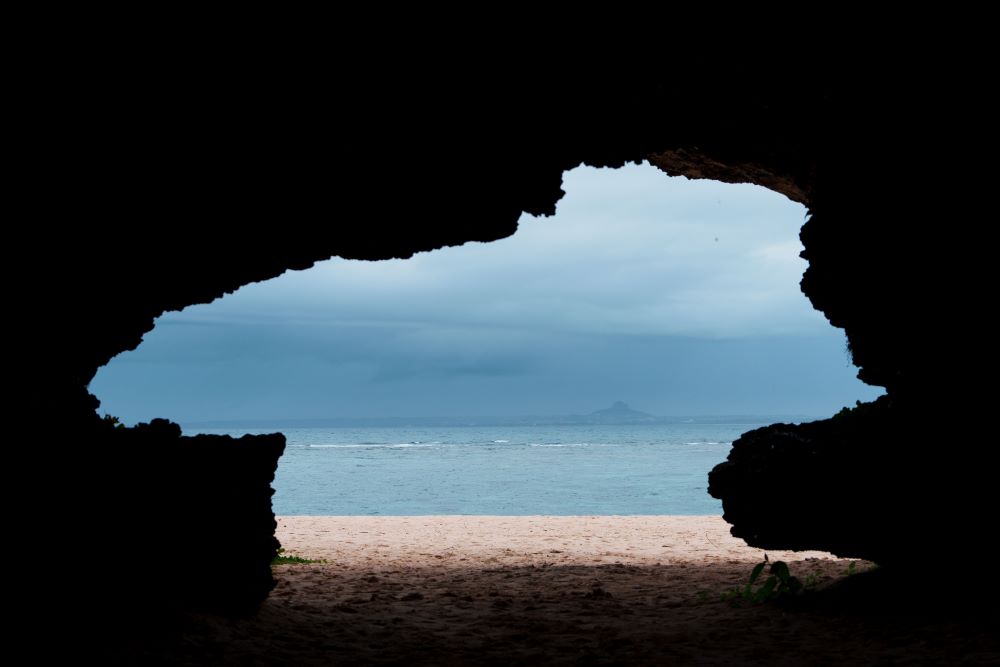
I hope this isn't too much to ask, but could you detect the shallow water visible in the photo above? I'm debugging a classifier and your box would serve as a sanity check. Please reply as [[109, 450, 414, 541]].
[[196, 422, 785, 515]]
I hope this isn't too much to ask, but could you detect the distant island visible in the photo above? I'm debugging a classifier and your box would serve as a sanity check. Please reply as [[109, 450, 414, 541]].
[[569, 401, 657, 424], [184, 402, 817, 430]]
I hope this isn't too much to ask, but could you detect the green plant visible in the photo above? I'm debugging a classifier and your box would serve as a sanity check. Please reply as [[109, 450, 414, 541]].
[[845, 561, 857, 576], [740, 554, 803, 604], [272, 547, 320, 565]]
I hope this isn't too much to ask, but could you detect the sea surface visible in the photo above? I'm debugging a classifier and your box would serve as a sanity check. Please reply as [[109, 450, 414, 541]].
[[193, 421, 793, 515]]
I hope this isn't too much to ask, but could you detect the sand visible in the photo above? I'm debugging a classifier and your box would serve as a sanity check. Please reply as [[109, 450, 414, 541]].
[[275, 515, 833, 568], [128, 516, 998, 665]]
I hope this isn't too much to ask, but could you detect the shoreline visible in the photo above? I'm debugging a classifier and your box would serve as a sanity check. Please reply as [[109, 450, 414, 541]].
[[275, 515, 838, 567]]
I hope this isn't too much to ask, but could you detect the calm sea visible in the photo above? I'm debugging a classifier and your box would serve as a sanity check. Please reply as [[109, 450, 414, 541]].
[[193, 421, 790, 515]]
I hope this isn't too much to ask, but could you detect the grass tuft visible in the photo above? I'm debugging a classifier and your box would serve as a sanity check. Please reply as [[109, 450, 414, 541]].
[[272, 547, 321, 565]]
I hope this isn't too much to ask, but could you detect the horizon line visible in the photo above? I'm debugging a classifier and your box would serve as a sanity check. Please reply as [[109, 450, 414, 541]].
[[177, 412, 825, 427]]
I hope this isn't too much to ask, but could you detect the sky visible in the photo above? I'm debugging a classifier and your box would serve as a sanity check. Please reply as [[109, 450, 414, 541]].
[[91, 162, 882, 425]]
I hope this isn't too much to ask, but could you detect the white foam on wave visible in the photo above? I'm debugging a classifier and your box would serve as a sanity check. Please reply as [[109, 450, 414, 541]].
[[309, 443, 440, 449]]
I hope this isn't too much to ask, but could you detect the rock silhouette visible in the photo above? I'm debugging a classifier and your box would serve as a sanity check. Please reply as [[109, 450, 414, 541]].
[[15, 49, 995, 628]]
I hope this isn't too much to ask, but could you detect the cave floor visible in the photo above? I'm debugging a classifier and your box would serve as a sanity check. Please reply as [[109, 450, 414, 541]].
[[111, 516, 997, 665], [112, 561, 999, 666]]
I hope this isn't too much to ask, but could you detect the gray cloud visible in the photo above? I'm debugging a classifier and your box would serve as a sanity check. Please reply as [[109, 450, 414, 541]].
[[92, 163, 880, 423], [214, 164, 823, 339]]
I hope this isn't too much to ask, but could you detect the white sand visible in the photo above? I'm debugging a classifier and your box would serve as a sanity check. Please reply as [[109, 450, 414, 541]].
[[275, 515, 834, 568]]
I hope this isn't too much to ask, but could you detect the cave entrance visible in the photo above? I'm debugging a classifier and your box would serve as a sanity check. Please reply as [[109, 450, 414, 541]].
[[91, 162, 878, 518]]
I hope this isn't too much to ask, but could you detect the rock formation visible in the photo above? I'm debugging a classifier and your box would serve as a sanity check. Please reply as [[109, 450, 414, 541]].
[[16, 51, 994, 619]]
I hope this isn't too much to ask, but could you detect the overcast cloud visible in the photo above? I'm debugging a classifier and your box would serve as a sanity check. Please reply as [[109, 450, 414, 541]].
[[92, 163, 881, 424]]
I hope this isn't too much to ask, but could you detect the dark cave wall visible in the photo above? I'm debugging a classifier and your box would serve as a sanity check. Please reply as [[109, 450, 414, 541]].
[[91, 421, 286, 613], [704, 65, 996, 563], [18, 55, 995, 613]]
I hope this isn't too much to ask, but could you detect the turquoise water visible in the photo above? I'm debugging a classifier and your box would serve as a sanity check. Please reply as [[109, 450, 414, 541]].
[[195, 422, 782, 515]]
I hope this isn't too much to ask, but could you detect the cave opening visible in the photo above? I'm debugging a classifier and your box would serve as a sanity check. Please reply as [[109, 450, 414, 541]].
[[91, 162, 879, 518], [28, 59, 1000, 663], [78, 162, 926, 665]]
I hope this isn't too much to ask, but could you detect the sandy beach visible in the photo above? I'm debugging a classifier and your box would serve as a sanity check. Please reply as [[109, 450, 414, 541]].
[[275, 515, 832, 568], [128, 516, 997, 665]]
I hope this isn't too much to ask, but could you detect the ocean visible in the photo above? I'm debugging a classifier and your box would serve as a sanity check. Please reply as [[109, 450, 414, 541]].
[[193, 421, 792, 515]]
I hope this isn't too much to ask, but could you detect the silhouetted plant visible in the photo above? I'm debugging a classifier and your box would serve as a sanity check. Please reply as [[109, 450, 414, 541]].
[[744, 555, 802, 603], [102, 413, 125, 429], [721, 554, 804, 606]]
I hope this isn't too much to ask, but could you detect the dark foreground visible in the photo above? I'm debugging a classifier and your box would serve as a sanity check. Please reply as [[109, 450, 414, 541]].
[[104, 561, 998, 666]]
